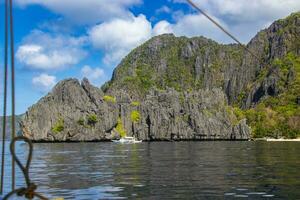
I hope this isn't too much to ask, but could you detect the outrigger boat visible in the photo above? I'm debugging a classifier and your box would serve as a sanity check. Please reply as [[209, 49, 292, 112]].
[[112, 136, 142, 144]]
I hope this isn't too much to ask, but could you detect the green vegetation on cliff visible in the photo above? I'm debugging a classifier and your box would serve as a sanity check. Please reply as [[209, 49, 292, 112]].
[[107, 34, 238, 96], [131, 101, 140, 106], [103, 95, 116, 103], [123, 64, 155, 95], [77, 117, 85, 126], [87, 114, 98, 126], [233, 53, 300, 138], [130, 110, 141, 122], [52, 118, 64, 134], [116, 118, 127, 138]]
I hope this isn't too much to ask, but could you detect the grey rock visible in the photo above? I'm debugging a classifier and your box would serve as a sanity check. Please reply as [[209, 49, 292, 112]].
[[20, 12, 300, 142], [21, 83, 250, 141]]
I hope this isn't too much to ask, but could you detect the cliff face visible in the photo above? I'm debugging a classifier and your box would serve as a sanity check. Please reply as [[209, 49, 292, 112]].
[[21, 78, 249, 141], [243, 13, 300, 108], [103, 13, 299, 106], [21, 12, 300, 141]]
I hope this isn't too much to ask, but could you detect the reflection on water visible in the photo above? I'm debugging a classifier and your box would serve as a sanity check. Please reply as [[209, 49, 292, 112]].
[[1, 141, 300, 199]]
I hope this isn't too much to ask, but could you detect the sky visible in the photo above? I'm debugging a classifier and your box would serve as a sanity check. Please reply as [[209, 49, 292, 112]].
[[0, 0, 299, 114]]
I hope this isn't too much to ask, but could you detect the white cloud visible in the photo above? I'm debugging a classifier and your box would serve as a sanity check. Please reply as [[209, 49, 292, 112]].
[[88, 14, 152, 65], [186, 0, 300, 23], [22, 0, 298, 69], [16, 30, 87, 70], [87, 1, 281, 66], [81, 65, 105, 82], [153, 20, 174, 36], [87, 13, 229, 65], [15, 0, 141, 24], [172, 0, 300, 43], [158, 14, 228, 42], [156, 6, 172, 14], [32, 73, 57, 92]]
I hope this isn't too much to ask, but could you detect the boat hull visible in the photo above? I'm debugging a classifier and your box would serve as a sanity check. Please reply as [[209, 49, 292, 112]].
[[112, 137, 142, 144]]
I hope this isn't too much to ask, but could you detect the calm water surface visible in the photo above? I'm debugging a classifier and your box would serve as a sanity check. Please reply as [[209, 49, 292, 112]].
[[1, 141, 300, 199]]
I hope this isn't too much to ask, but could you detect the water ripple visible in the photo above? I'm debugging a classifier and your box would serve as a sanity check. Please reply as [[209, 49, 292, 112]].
[[1, 141, 299, 199]]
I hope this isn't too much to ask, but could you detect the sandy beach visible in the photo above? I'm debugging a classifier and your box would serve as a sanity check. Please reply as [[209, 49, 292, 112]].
[[266, 138, 300, 142]]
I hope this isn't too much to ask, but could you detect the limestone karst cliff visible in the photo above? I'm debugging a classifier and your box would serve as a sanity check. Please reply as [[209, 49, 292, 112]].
[[21, 12, 300, 141]]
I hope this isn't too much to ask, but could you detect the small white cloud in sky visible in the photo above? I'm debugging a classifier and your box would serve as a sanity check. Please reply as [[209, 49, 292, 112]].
[[81, 65, 105, 83], [32, 73, 57, 92], [156, 6, 172, 14], [16, 30, 87, 70]]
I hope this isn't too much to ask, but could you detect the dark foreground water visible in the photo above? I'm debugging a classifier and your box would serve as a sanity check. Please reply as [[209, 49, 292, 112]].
[[1, 141, 300, 199]]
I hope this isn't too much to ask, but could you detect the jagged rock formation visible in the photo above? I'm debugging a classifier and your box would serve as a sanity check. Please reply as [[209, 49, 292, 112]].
[[242, 12, 300, 108], [104, 12, 300, 107], [21, 12, 300, 141], [21, 78, 250, 141]]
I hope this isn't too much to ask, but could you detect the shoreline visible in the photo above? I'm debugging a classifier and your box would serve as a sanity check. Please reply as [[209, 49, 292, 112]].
[[30, 139, 250, 143], [266, 138, 300, 142], [3, 138, 300, 143], [254, 138, 300, 142]]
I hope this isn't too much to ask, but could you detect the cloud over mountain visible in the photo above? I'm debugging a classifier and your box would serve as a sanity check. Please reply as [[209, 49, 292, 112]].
[[81, 65, 105, 86], [88, 14, 153, 65], [16, 30, 87, 70], [32, 73, 57, 92]]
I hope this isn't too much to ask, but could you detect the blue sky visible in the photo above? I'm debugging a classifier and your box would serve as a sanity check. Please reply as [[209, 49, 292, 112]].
[[0, 0, 300, 114]]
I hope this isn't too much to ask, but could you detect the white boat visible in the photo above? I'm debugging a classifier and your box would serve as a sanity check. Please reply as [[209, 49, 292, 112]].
[[112, 136, 142, 144]]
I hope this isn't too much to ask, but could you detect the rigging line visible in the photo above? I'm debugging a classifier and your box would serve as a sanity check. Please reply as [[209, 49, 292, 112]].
[[186, 0, 260, 60], [9, 0, 16, 191], [0, 0, 9, 195], [3, 137, 49, 200]]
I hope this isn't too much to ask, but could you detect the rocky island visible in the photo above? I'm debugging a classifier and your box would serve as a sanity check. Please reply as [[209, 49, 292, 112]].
[[21, 12, 300, 142]]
